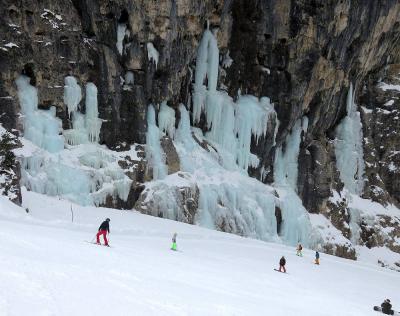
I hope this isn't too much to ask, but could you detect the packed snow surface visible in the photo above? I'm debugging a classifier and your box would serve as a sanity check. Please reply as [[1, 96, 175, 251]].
[[0, 190, 399, 316]]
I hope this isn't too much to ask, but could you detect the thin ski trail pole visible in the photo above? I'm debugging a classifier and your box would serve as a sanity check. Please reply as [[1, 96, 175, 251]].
[[70, 205, 74, 223]]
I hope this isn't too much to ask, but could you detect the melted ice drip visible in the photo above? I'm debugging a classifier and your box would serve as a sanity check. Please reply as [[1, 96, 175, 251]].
[[16, 75, 64, 153], [334, 83, 365, 195]]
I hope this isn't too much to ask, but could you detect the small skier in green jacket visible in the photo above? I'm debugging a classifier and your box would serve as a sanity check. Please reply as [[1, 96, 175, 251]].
[[171, 232, 177, 251]]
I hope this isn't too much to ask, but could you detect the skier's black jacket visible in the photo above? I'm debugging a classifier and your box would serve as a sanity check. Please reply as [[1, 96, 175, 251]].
[[279, 257, 286, 266], [381, 301, 393, 315], [99, 221, 110, 233]]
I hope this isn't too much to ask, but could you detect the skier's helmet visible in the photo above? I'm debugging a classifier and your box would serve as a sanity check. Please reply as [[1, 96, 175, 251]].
[[106, 218, 110, 222]]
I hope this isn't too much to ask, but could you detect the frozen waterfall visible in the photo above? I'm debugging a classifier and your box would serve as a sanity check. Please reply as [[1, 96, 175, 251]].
[[334, 83, 365, 195], [139, 28, 317, 246], [116, 23, 127, 55], [17, 76, 132, 207], [63, 80, 102, 145], [64, 76, 82, 117], [146, 104, 167, 180], [16, 75, 64, 153], [274, 117, 313, 247], [191, 28, 276, 172]]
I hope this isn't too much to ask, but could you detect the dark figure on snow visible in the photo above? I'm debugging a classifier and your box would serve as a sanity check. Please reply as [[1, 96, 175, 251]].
[[296, 244, 303, 257], [171, 232, 177, 251], [315, 251, 320, 265], [97, 218, 110, 246], [381, 299, 394, 315], [279, 256, 286, 273]]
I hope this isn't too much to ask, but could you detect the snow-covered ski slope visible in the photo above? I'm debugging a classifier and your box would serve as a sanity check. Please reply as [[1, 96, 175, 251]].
[[0, 190, 399, 316]]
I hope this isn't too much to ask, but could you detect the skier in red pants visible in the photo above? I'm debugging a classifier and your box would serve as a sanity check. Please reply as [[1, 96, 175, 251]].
[[96, 218, 110, 246]]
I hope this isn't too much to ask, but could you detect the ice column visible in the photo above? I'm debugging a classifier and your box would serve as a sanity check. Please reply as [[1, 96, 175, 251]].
[[146, 105, 167, 180], [158, 101, 176, 139], [64, 76, 82, 117], [85, 83, 102, 143], [274, 119, 305, 189], [63, 81, 101, 145], [273, 117, 312, 246], [147, 42, 159, 69], [192, 29, 219, 123], [16, 75, 64, 153], [116, 23, 127, 55], [334, 83, 365, 195], [235, 96, 275, 170]]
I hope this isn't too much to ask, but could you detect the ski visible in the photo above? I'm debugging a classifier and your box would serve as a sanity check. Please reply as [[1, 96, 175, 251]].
[[84, 241, 112, 248], [273, 269, 288, 274], [373, 306, 400, 315], [171, 248, 183, 252]]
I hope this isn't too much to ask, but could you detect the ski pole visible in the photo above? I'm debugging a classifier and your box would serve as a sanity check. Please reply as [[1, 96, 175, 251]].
[[91, 234, 96, 243]]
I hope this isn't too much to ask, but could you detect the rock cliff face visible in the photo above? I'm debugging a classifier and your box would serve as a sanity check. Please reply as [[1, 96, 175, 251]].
[[1, 0, 400, 260]]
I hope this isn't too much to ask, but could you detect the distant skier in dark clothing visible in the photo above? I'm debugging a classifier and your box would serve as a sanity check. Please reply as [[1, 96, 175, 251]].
[[296, 244, 303, 257], [381, 299, 394, 315], [96, 218, 110, 246], [279, 256, 286, 273], [315, 251, 320, 265]]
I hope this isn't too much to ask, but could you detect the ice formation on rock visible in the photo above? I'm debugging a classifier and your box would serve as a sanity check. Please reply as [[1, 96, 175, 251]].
[[63, 81, 102, 145], [64, 76, 81, 117], [116, 23, 127, 55], [16, 75, 64, 153], [273, 117, 313, 246], [125, 71, 134, 85], [158, 101, 176, 139], [274, 119, 305, 189], [85, 83, 102, 143], [333, 84, 367, 247], [192, 28, 219, 124], [16, 76, 132, 207], [335, 84, 365, 195], [175, 105, 280, 242], [20, 145, 133, 206], [192, 29, 276, 172], [139, 29, 316, 246], [142, 102, 314, 245], [147, 42, 159, 69], [146, 105, 167, 180], [234, 96, 275, 170]]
